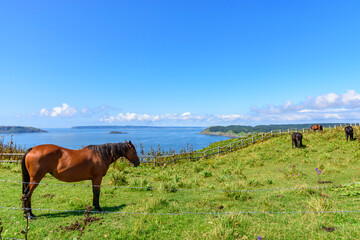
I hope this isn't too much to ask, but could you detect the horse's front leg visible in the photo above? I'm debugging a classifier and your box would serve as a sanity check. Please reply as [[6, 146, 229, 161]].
[[92, 177, 103, 212]]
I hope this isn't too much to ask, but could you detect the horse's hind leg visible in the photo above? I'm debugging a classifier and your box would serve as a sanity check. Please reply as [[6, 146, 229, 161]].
[[92, 177, 103, 211], [22, 175, 45, 219]]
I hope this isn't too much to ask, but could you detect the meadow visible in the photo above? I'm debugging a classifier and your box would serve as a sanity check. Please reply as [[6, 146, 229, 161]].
[[0, 127, 359, 239]]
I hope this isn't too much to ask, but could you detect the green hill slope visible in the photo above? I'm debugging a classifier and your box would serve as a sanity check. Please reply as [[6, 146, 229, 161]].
[[201, 123, 347, 137], [0, 127, 359, 239]]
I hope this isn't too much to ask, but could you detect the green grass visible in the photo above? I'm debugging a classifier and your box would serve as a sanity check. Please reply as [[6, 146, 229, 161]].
[[1, 128, 360, 239]]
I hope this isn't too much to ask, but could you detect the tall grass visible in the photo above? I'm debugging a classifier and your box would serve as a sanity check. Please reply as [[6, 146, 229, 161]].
[[0, 135, 26, 154]]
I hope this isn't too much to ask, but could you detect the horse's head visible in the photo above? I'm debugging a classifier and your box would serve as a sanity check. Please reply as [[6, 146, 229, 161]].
[[124, 141, 140, 167]]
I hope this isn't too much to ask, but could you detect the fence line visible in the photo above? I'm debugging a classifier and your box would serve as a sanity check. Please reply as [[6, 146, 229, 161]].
[[1, 179, 358, 193], [1, 123, 359, 165], [1, 206, 360, 216], [2, 238, 24, 240]]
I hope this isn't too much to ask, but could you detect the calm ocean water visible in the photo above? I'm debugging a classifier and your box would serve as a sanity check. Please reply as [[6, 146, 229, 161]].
[[0, 127, 229, 153]]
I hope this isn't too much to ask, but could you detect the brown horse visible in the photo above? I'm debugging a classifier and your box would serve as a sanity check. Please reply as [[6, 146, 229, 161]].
[[309, 124, 323, 132], [21, 141, 140, 219]]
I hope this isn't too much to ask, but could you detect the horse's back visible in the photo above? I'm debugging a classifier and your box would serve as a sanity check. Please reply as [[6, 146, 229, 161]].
[[25, 144, 97, 182], [27, 144, 93, 166], [25, 144, 64, 171]]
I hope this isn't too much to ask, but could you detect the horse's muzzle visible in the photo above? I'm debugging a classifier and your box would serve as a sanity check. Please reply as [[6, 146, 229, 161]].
[[134, 162, 140, 167]]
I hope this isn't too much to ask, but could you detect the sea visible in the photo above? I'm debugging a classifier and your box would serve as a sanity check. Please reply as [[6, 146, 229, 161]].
[[0, 127, 229, 153]]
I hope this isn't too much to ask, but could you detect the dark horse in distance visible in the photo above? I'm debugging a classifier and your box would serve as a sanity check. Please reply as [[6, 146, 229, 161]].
[[292, 132, 303, 148], [21, 141, 140, 219], [345, 126, 354, 141], [309, 124, 323, 132]]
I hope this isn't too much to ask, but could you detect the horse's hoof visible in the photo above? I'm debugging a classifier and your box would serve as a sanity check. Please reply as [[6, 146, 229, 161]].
[[24, 214, 35, 220], [96, 207, 103, 212]]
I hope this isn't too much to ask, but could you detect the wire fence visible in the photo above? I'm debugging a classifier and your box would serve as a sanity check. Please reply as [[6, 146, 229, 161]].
[[0, 179, 359, 193], [1, 123, 359, 165], [2, 238, 24, 240], [1, 206, 360, 216]]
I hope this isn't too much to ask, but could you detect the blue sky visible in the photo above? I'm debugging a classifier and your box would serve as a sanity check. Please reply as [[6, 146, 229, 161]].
[[1, 1, 360, 127]]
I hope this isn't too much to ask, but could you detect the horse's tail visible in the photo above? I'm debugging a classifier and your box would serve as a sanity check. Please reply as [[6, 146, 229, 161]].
[[22, 148, 33, 194]]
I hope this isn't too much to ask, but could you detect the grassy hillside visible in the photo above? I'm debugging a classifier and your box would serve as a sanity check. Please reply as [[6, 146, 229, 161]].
[[0, 127, 359, 239], [201, 123, 348, 137]]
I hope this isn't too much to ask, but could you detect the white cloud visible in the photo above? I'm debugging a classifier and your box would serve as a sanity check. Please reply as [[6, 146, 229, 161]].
[[342, 90, 360, 106], [37, 90, 360, 125], [215, 114, 246, 121], [246, 90, 360, 124], [252, 90, 360, 116], [99, 112, 248, 125], [40, 103, 77, 118], [100, 112, 207, 123], [324, 113, 342, 119], [313, 93, 340, 108], [40, 108, 49, 116]]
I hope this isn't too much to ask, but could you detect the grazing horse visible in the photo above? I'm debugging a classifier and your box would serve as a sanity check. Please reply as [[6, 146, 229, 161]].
[[309, 124, 323, 132], [345, 126, 354, 141], [21, 141, 140, 219], [292, 132, 303, 148]]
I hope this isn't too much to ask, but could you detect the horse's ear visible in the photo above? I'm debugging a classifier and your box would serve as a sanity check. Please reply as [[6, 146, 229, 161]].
[[125, 140, 128, 143], [129, 141, 132, 145]]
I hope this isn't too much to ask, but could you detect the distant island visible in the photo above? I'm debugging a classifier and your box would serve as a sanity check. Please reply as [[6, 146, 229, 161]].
[[109, 131, 127, 134], [0, 126, 47, 133], [200, 123, 343, 137]]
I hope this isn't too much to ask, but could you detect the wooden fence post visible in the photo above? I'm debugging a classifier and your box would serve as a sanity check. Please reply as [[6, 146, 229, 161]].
[[241, 140, 244, 147], [302, 128, 305, 133], [280, 129, 282, 135], [262, 133, 264, 140], [252, 136, 254, 144], [271, 131, 273, 137], [217, 147, 220, 154], [154, 157, 157, 167], [204, 150, 206, 158]]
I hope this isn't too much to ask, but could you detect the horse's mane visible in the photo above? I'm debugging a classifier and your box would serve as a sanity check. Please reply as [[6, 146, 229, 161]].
[[86, 143, 128, 163]]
